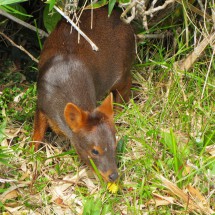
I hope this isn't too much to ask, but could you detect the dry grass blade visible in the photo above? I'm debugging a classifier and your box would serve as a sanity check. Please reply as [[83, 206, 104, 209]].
[[174, 32, 215, 71], [186, 185, 215, 214], [206, 145, 215, 157], [158, 175, 215, 214], [176, 0, 212, 20], [0, 184, 26, 203], [186, 185, 212, 211], [51, 167, 96, 203], [147, 193, 175, 207]]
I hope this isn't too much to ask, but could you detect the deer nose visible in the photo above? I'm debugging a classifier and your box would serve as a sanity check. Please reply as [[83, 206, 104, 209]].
[[108, 172, 118, 182]]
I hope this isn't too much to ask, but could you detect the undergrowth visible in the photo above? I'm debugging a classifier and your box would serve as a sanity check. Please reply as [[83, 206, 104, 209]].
[[0, 6, 215, 215]]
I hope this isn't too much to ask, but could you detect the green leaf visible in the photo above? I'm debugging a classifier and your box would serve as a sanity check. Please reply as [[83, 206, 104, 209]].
[[83, 198, 102, 215], [101, 204, 112, 215], [85, 0, 108, 10], [117, 135, 128, 154], [89, 158, 104, 186], [118, 0, 130, 4], [0, 153, 10, 158], [83, 198, 93, 215], [0, 147, 13, 167], [0, 120, 6, 143], [0, 0, 27, 5], [92, 199, 102, 215], [1, 4, 31, 19], [161, 130, 175, 154], [0, 158, 12, 167], [0, 121, 13, 167], [45, 0, 56, 11], [161, 130, 183, 184], [34, 19, 43, 50], [108, 0, 116, 17], [200, 130, 215, 156], [43, 4, 61, 33], [0, 200, 4, 210], [5, 3, 30, 20]]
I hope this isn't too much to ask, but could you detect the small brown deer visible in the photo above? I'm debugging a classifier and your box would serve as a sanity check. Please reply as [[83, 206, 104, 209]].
[[32, 6, 135, 182]]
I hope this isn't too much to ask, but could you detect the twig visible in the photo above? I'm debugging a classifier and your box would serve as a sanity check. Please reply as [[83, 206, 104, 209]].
[[0, 9, 49, 38], [137, 31, 173, 40], [120, 1, 137, 24], [54, 6, 99, 51], [142, 0, 148, 31], [144, 0, 176, 16], [149, 0, 159, 11], [0, 31, 39, 63]]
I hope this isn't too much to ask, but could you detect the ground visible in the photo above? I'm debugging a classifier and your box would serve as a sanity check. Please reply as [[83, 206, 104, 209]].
[[0, 8, 215, 214]]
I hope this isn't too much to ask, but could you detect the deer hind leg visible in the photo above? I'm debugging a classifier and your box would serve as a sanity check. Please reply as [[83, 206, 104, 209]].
[[112, 76, 132, 107], [31, 109, 48, 151]]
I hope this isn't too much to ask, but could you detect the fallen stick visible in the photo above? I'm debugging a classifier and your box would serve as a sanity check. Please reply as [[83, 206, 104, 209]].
[[54, 6, 99, 51], [0, 31, 39, 63], [0, 9, 49, 38]]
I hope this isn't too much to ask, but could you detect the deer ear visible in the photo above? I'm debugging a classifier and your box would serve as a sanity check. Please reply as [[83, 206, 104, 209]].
[[64, 103, 88, 132], [97, 93, 113, 117]]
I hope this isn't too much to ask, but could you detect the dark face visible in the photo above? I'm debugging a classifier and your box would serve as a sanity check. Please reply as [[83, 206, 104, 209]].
[[64, 93, 117, 182], [72, 120, 118, 182]]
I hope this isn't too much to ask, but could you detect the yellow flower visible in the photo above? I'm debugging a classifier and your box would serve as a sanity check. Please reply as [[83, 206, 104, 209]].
[[107, 182, 119, 194]]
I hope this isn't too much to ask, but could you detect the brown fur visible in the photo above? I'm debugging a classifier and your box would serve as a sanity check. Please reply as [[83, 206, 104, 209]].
[[32, 6, 135, 182]]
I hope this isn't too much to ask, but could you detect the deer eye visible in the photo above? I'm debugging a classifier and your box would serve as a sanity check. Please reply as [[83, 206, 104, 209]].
[[92, 149, 99, 155]]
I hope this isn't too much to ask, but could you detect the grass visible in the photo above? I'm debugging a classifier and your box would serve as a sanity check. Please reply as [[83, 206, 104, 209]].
[[0, 8, 215, 215]]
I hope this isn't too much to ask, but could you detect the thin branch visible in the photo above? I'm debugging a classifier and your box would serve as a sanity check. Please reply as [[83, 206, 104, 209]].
[[144, 0, 176, 16], [142, 0, 148, 30], [120, 1, 137, 24], [54, 6, 99, 51], [0, 9, 49, 38], [137, 31, 173, 40], [0, 31, 39, 63], [149, 0, 159, 11]]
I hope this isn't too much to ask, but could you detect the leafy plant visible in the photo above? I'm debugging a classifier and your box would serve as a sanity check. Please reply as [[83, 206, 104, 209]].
[[0, 0, 27, 5], [83, 197, 113, 215], [0, 0, 31, 20], [83, 197, 102, 215], [0, 120, 12, 167], [89, 158, 105, 187], [43, 4, 61, 33], [161, 130, 183, 177], [0, 85, 36, 122]]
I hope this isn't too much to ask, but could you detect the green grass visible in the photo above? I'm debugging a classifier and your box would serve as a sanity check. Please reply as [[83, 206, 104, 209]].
[[1, 56, 215, 214], [0, 7, 215, 215]]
